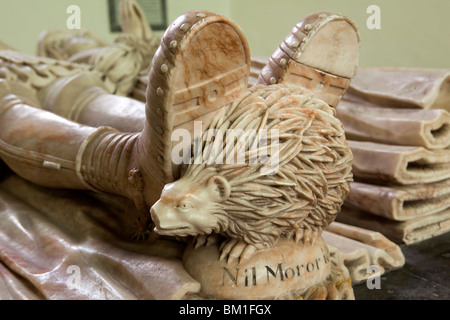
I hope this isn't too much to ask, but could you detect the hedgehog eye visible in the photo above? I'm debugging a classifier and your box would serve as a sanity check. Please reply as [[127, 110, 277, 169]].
[[177, 201, 192, 211]]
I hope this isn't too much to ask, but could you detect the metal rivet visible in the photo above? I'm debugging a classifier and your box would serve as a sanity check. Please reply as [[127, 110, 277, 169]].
[[319, 13, 328, 19], [304, 24, 312, 32], [292, 40, 300, 48], [280, 58, 287, 66], [160, 64, 168, 73], [180, 23, 190, 33], [196, 12, 206, 18], [270, 77, 277, 84], [157, 87, 164, 96], [170, 40, 177, 49]]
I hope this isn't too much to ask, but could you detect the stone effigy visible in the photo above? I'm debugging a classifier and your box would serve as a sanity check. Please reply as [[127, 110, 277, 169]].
[[38, 72, 147, 133], [37, 29, 107, 62], [37, 0, 159, 96], [0, 49, 90, 94], [0, 10, 251, 239], [0, 8, 361, 299], [0, 0, 157, 103]]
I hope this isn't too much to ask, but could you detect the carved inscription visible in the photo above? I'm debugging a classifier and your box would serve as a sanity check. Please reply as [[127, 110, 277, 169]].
[[222, 249, 330, 287]]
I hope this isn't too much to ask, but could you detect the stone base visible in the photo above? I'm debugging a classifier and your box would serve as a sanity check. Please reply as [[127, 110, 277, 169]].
[[182, 236, 354, 300]]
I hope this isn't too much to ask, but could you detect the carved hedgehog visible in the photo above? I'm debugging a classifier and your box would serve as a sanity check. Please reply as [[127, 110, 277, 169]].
[[150, 84, 353, 259]]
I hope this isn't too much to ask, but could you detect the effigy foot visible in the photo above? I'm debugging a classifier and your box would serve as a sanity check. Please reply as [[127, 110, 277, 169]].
[[256, 11, 360, 108], [136, 9, 251, 202]]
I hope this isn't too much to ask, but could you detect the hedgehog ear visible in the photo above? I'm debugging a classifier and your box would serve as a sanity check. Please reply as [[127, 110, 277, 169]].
[[207, 176, 230, 202]]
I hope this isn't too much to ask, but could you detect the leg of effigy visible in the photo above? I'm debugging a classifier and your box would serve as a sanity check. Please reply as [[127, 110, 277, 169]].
[[0, 91, 96, 190], [39, 72, 146, 132], [0, 81, 139, 198]]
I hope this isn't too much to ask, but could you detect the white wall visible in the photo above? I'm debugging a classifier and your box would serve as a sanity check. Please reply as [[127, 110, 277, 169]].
[[0, 0, 449, 68], [229, 0, 450, 68], [0, 0, 117, 53], [166, 0, 231, 23]]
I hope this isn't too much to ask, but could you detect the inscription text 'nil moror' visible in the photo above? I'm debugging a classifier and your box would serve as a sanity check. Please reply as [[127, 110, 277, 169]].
[[222, 252, 330, 287]]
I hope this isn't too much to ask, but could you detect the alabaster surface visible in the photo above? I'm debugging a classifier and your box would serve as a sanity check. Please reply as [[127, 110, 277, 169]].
[[37, 0, 159, 96], [346, 180, 450, 221], [0, 4, 365, 300], [338, 206, 450, 245], [349, 141, 450, 185], [184, 237, 339, 300], [1, 169, 403, 299], [0, 172, 198, 300], [347, 67, 450, 111], [323, 222, 405, 284], [336, 99, 450, 150]]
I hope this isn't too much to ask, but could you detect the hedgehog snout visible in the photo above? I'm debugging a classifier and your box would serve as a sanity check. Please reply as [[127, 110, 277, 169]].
[[150, 200, 182, 231]]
